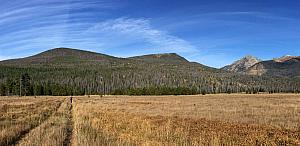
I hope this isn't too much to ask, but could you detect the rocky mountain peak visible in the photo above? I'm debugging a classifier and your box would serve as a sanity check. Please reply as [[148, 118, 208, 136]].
[[222, 55, 260, 73]]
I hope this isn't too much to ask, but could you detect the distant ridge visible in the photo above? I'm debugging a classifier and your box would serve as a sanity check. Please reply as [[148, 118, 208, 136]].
[[129, 53, 189, 63], [247, 56, 300, 77], [0, 48, 213, 69], [274, 55, 300, 63], [223, 55, 300, 77]]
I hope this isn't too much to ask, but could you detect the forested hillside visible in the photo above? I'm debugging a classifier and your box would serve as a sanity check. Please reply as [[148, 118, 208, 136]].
[[0, 48, 299, 96]]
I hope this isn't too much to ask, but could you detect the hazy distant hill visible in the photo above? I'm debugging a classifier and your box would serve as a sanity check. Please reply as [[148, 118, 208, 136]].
[[0, 48, 299, 96]]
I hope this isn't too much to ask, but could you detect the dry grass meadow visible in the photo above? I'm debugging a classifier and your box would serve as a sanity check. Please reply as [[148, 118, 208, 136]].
[[1, 94, 300, 146]]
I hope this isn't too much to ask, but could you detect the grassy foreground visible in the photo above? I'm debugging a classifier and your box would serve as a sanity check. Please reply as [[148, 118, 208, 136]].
[[73, 94, 300, 145], [1, 94, 300, 145], [0, 97, 63, 146]]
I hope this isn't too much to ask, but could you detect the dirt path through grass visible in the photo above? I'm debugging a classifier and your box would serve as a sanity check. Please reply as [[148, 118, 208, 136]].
[[13, 98, 72, 146], [5, 100, 63, 146]]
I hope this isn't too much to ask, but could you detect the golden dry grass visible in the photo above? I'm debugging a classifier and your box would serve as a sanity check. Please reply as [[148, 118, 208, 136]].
[[73, 94, 300, 145], [1, 94, 300, 146], [16, 98, 72, 146], [74, 94, 300, 127], [0, 96, 63, 146]]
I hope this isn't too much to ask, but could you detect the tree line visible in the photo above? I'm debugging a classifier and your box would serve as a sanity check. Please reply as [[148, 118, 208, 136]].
[[0, 68, 299, 96]]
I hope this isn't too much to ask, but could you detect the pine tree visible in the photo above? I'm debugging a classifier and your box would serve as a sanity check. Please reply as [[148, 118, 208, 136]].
[[0, 84, 6, 96], [21, 73, 31, 96]]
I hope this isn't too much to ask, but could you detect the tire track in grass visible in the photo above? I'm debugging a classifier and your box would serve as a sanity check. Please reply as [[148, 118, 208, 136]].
[[63, 99, 74, 146], [8, 99, 63, 146], [14, 98, 74, 146]]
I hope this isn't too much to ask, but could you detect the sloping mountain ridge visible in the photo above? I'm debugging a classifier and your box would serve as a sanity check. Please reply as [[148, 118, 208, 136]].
[[274, 55, 300, 63], [0, 48, 125, 67]]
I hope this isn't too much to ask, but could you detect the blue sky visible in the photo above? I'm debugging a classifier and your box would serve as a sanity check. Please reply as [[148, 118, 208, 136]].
[[0, 0, 300, 68]]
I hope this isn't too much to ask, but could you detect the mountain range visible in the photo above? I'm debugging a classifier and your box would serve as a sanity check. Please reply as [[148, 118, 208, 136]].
[[0, 48, 299, 96], [222, 55, 300, 77]]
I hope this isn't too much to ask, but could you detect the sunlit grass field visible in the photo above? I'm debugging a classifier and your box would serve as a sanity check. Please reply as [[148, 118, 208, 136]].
[[1, 94, 300, 145]]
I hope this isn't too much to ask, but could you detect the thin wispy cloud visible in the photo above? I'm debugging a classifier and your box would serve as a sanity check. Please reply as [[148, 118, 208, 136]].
[[0, 0, 196, 60], [0, 0, 118, 53], [87, 18, 197, 54], [1, 0, 300, 67]]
